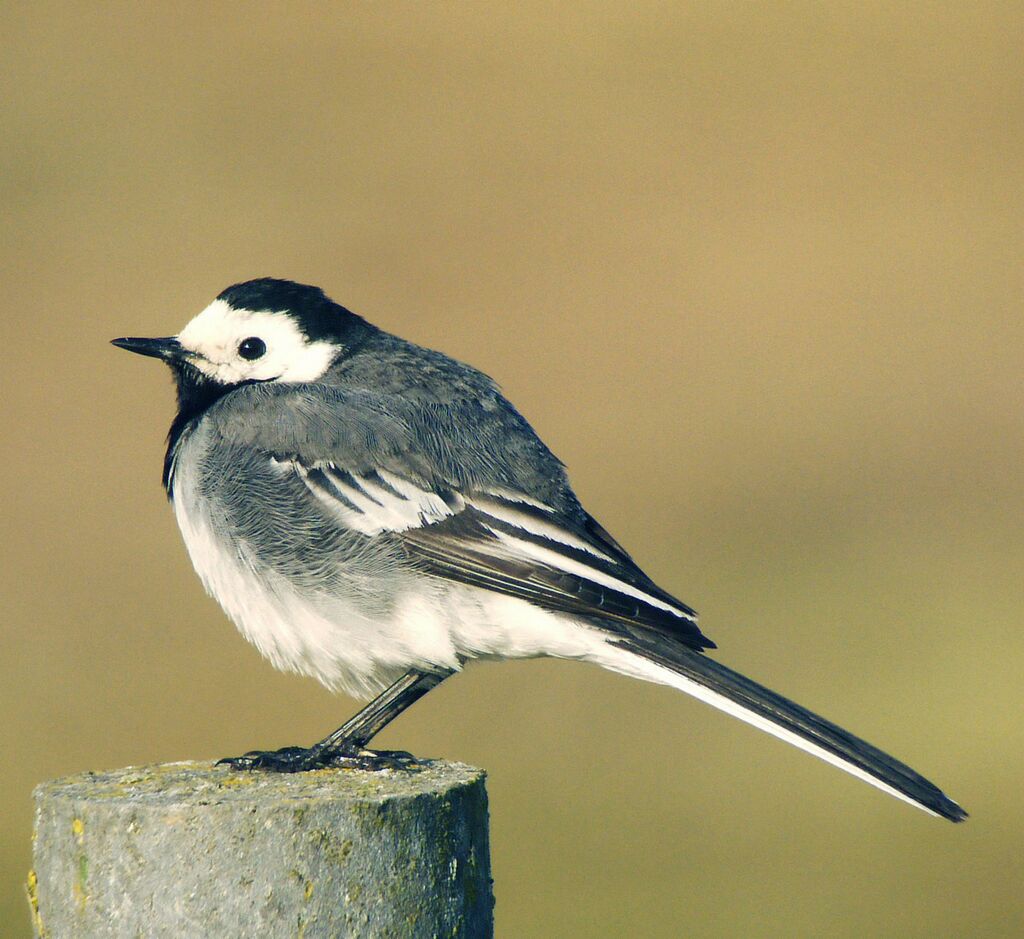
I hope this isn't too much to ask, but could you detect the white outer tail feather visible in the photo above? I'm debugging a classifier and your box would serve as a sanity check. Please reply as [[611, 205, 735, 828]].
[[588, 642, 942, 818]]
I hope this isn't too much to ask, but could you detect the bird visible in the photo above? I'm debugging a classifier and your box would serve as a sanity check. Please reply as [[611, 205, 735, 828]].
[[112, 277, 966, 822]]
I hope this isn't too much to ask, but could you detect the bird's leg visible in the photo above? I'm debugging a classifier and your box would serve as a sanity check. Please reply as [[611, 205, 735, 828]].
[[217, 668, 455, 773]]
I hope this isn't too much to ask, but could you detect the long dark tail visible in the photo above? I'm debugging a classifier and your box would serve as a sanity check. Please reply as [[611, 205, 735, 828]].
[[602, 635, 966, 822]]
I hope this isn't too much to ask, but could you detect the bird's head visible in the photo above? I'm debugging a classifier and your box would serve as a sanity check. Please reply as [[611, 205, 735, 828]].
[[112, 278, 368, 393]]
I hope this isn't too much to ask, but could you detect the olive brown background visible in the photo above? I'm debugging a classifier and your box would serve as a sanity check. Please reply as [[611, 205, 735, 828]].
[[3, 4, 1021, 936]]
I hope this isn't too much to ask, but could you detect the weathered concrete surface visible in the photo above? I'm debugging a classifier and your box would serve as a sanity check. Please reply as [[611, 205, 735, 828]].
[[29, 760, 492, 938]]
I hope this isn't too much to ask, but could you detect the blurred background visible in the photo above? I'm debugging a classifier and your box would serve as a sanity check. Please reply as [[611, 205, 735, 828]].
[[3, 3, 1021, 936]]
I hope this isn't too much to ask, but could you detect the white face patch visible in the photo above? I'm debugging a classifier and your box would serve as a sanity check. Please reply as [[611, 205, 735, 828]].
[[177, 299, 338, 384]]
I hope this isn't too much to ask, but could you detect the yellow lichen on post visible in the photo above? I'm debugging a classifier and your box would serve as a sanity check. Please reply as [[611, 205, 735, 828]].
[[25, 869, 46, 938]]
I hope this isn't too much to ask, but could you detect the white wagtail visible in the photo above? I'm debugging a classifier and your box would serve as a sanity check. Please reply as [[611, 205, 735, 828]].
[[113, 278, 965, 822]]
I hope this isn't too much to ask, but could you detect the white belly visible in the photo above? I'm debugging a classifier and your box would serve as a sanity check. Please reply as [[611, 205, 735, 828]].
[[171, 464, 609, 698]]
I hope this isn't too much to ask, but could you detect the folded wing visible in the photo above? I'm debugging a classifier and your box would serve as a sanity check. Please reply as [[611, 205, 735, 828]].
[[281, 456, 713, 651]]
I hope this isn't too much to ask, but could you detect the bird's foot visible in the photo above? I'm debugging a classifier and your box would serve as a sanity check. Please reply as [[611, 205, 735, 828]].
[[216, 744, 422, 773]]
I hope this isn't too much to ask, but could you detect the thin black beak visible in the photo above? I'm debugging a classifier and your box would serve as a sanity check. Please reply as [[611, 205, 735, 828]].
[[110, 336, 184, 360]]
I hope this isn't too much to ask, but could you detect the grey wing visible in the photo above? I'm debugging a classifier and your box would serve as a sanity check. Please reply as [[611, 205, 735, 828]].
[[205, 382, 713, 651], [214, 381, 580, 511]]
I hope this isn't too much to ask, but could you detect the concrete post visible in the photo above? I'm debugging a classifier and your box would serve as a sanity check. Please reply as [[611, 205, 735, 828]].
[[29, 760, 492, 938]]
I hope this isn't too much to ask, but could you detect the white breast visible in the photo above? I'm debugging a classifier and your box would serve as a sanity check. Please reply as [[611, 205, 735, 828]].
[[172, 458, 438, 696]]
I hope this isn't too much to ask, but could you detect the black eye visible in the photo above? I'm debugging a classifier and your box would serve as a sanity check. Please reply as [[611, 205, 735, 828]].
[[238, 337, 266, 360]]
